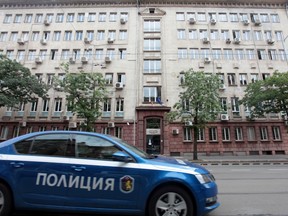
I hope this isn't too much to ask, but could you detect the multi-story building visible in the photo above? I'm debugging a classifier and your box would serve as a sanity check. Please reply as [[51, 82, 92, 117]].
[[0, 0, 288, 157]]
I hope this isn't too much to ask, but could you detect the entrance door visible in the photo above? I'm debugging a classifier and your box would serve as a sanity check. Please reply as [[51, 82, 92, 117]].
[[145, 118, 161, 155]]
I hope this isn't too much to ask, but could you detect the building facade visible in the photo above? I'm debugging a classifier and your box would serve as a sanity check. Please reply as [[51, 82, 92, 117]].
[[0, 0, 288, 156]]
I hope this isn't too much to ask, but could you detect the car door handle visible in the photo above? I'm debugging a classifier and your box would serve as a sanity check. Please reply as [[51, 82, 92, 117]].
[[71, 166, 86, 172], [10, 162, 24, 168]]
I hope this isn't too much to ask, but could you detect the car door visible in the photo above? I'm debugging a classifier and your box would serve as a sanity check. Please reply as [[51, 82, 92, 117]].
[[65, 134, 142, 211], [9, 133, 70, 207]]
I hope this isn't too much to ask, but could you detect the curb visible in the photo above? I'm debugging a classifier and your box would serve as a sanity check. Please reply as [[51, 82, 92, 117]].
[[192, 160, 288, 166]]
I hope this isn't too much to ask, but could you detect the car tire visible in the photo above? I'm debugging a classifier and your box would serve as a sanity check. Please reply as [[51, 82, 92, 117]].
[[0, 183, 12, 216], [148, 186, 194, 216]]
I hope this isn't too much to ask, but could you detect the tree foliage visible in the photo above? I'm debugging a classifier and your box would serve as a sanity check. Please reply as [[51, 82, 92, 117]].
[[166, 69, 223, 160], [240, 71, 288, 118], [0, 54, 48, 108], [55, 63, 108, 131]]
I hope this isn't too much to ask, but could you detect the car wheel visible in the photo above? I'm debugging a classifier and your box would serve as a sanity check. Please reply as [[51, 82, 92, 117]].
[[0, 183, 12, 216], [148, 186, 193, 216]]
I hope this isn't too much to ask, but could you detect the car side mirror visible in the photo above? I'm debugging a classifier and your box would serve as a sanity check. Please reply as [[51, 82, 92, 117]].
[[112, 151, 133, 162]]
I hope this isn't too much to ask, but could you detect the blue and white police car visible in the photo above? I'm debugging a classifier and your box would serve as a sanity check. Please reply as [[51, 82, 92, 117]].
[[0, 131, 219, 216]]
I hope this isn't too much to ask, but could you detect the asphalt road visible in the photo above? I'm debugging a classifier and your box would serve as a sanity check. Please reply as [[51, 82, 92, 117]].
[[14, 164, 288, 216], [206, 164, 288, 216]]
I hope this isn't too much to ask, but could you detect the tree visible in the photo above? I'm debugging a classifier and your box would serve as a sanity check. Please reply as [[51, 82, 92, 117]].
[[55, 63, 108, 132], [240, 71, 288, 118], [0, 54, 48, 108], [166, 69, 223, 160]]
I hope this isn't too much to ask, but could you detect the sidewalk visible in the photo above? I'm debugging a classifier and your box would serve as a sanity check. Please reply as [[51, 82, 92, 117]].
[[176, 154, 288, 165]]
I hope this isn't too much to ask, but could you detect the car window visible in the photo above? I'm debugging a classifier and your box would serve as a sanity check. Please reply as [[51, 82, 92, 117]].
[[14, 139, 33, 154], [73, 134, 120, 160]]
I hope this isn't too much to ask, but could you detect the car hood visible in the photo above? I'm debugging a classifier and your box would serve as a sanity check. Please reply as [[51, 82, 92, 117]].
[[147, 155, 209, 174]]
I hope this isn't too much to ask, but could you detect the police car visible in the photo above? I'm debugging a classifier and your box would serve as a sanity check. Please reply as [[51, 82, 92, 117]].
[[0, 131, 219, 216]]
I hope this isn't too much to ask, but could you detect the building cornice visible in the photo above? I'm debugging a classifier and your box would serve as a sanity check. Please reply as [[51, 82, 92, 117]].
[[0, 0, 287, 9]]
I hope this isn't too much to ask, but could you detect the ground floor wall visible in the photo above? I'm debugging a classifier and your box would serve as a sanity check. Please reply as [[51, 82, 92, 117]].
[[1, 108, 288, 156]]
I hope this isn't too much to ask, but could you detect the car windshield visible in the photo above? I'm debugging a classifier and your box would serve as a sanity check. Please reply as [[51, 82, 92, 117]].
[[108, 136, 151, 159]]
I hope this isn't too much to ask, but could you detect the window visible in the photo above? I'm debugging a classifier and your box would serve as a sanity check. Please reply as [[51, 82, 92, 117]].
[[108, 30, 116, 40], [187, 12, 196, 20], [183, 127, 192, 141], [6, 50, 14, 59], [143, 86, 161, 103], [84, 49, 92, 59], [117, 73, 126, 84], [39, 49, 47, 60], [43, 31, 50, 40], [264, 31, 272, 40], [97, 30, 105, 40], [228, 74, 236, 86], [98, 13, 106, 22], [275, 31, 283, 41], [105, 73, 113, 85], [14, 14, 22, 23], [188, 29, 197, 40], [247, 127, 256, 141], [260, 127, 268, 141], [53, 31, 61, 41], [178, 48, 188, 59], [144, 39, 161, 51], [232, 30, 241, 39], [251, 74, 258, 83], [239, 74, 247, 86], [176, 12, 185, 21], [16, 50, 25, 61], [246, 49, 256, 60], [31, 31, 39, 41], [56, 13, 64, 23], [35, 74, 43, 82], [197, 12, 206, 22], [116, 98, 124, 112], [262, 73, 270, 80], [86, 31, 94, 41], [239, 13, 249, 21], [119, 30, 127, 40], [222, 127, 230, 141], [10, 32, 18, 42], [199, 29, 208, 39], [88, 13, 96, 22], [208, 13, 217, 20], [268, 49, 277, 60], [212, 49, 221, 60], [279, 50, 287, 61], [235, 49, 245, 60], [77, 13, 85, 22], [109, 12, 117, 22], [197, 128, 205, 141], [254, 30, 262, 41], [45, 14, 53, 23], [50, 49, 58, 60], [42, 99, 50, 112], [3, 14, 12, 23], [201, 48, 210, 58], [229, 13, 238, 22], [257, 49, 267, 60], [72, 49, 80, 60], [210, 30, 219, 40], [75, 31, 83, 41], [272, 126, 281, 140], [64, 31, 73, 41], [30, 99, 38, 112], [218, 13, 228, 22], [221, 30, 230, 40], [106, 49, 115, 60], [120, 12, 128, 22], [0, 32, 8, 41], [231, 97, 240, 116], [242, 30, 251, 41], [61, 49, 70, 60], [35, 14, 43, 23], [67, 13, 74, 22], [271, 14, 280, 23], [47, 74, 54, 85], [189, 48, 199, 59], [260, 13, 269, 23], [103, 99, 111, 112], [115, 127, 122, 139], [28, 50, 36, 61], [177, 29, 186, 39], [95, 49, 104, 60], [235, 127, 243, 141], [144, 60, 161, 73], [0, 127, 9, 139], [209, 127, 218, 141], [54, 98, 62, 112]]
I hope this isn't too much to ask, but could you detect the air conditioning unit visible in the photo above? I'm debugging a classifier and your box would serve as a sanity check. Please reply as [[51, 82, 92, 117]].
[[202, 37, 210, 44], [40, 39, 47, 45], [69, 57, 75, 64], [44, 19, 50, 26], [63, 115, 70, 121], [35, 57, 42, 64], [68, 122, 77, 128], [254, 19, 261, 26], [226, 38, 231, 44], [220, 114, 229, 121], [108, 122, 115, 128], [81, 56, 88, 63], [243, 19, 250, 25], [189, 17, 196, 24], [267, 39, 275, 45], [210, 19, 217, 25], [204, 57, 211, 63], [107, 38, 114, 43], [84, 37, 91, 44], [219, 84, 226, 90], [172, 129, 179, 135], [17, 38, 25, 45], [115, 82, 124, 89], [184, 121, 193, 126], [234, 38, 241, 44], [105, 57, 111, 63], [120, 18, 127, 24]]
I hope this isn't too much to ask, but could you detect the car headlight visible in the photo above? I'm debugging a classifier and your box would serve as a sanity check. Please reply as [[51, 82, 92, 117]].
[[195, 173, 215, 184]]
